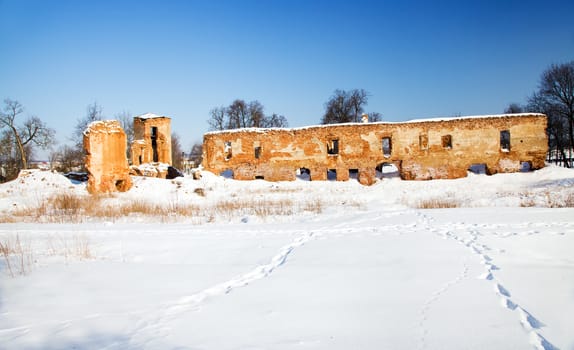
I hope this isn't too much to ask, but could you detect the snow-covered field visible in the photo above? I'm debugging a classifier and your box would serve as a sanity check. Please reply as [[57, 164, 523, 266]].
[[0, 166, 573, 350]]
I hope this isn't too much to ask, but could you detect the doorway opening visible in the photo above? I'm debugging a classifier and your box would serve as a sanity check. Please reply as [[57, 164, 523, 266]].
[[151, 126, 159, 162], [376, 162, 400, 179]]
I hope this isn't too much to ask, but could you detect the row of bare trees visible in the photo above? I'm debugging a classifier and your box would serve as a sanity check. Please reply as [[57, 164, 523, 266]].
[[506, 61, 574, 168], [207, 91, 382, 132]]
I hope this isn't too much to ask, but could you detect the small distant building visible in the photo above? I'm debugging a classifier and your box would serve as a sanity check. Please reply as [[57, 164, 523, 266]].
[[131, 113, 172, 166]]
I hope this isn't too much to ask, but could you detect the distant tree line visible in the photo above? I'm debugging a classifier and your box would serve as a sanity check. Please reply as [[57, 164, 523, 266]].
[[505, 61, 574, 168]]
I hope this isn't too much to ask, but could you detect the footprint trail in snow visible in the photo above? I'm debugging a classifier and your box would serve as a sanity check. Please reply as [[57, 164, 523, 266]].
[[124, 230, 317, 348], [417, 211, 559, 350]]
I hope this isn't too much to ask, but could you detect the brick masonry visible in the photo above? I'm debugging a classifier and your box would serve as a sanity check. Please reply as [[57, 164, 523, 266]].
[[131, 114, 172, 166], [202, 114, 548, 185], [83, 120, 133, 194]]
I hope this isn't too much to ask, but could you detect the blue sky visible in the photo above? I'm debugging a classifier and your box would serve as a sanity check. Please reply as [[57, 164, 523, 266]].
[[1, 0, 573, 156]]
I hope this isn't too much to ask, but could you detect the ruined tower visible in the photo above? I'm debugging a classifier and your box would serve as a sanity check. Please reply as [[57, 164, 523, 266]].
[[83, 120, 133, 194], [131, 113, 172, 166]]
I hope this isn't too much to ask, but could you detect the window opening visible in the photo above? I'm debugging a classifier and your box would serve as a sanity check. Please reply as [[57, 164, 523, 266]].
[[297, 167, 311, 181], [224, 141, 232, 160], [254, 146, 262, 159], [419, 134, 428, 150], [327, 169, 337, 181], [376, 162, 400, 178], [520, 161, 531, 172], [468, 163, 487, 175], [220, 169, 234, 178], [115, 180, 125, 191], [382, 137, 392, 157], [255, 175, 265, 180], [500, 130, 510, 152], [442, 135, 452, 149], [151, 126, 158, 162], [327, 139, 339, 155]]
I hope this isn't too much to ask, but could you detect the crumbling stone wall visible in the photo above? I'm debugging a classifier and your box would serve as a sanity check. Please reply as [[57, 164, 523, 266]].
[[131, 113, 172, 166], [202, 114, 548, 185], [83, 120, 132, 194]]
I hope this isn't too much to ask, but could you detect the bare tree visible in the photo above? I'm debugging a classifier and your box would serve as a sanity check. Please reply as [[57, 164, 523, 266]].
[[116, 110, 133, 161], [116, 110, 133, 144], [321, 89, 378, 124], [527, 61, 574, 167], [368, 112, 382, 122], [0, 98, 55, 170], [322, 90, 350, 124], [348, 89, 369, 122], [505, 103, 524, 114], [0, 130, 18, 181], [226, 99, 249, 129], [208, 107, 226, 131], [528, 91, 570, 167], [263, 113, 289, 128], [73, 102, 103, 149], [171, 132, 184, 169], [190, 142, 203, 167], [540, 62, 574, 165], [68, 102, 103, 171], [51, 144, 83, 173]]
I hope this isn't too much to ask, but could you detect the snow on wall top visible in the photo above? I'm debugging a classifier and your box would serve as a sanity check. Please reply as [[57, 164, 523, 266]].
[[204, 113, 546, 136], [83, 120, 123, 135], [136, 113, 170, 120]]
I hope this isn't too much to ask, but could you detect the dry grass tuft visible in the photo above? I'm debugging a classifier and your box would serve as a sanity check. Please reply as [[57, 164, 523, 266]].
[[4, 188, 351, 223], [12, 192, 90, 223], [519, 191, 537, 207], [1, 233, 94, 277], [416, 198, 460, 209], [302, 200, 323, 214], [50, 193, 83, 211], [519, 190, 574, 208], [544, 191, 574, 208], [0, 214, 16, 223], [0, 234, 33, 277]]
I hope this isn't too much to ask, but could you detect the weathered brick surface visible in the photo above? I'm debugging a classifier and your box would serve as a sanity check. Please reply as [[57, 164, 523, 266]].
[[83, 120, 132, 194], [203, 114, 547, 185], [131, 114, 172, 166]]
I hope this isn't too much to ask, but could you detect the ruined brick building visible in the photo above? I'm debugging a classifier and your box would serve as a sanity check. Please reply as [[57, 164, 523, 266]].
[[202, 114, 548, 185], [131, 113, 172, 166], [83, 114, 174, 194]]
